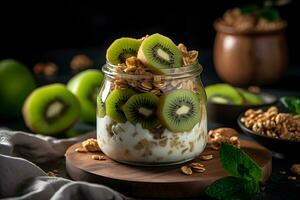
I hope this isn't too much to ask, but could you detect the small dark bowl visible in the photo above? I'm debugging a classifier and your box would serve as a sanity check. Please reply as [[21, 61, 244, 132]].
[[207, 93, 277, 126], [237, 111, 300, 159]]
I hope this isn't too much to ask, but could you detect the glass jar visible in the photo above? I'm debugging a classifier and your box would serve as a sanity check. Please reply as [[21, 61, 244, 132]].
[[97, 61, 207, 166]]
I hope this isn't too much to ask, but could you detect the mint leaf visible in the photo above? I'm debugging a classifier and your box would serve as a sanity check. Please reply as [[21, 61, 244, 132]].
[[280, 96, 300, 115], [220, 143, 262, 182], [205, 176, 260, 200], [260, 7, 280, 21], [240, 5, 259, 15]]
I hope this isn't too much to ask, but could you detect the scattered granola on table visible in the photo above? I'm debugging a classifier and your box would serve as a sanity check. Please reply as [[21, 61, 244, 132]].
[[240, 106, 300, 141], [91, 155, 106, 161], [181, 165, 193, 175], [75, 138, 101, 153], [70, 54, 94, 71]]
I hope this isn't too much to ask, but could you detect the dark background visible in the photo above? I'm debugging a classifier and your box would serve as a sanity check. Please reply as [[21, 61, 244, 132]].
[[0, 0, 299, 68]]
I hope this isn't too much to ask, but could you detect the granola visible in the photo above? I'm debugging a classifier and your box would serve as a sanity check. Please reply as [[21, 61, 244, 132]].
[[82, 138, 101, 152], [181, 165, 193, 175]]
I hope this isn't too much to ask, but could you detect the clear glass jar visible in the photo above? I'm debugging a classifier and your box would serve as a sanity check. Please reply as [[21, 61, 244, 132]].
[[97, 61, 207, 166]]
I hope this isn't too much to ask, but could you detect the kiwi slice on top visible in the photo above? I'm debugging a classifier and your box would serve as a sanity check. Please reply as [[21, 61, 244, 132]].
[[205, 84, 243, 105], [122, 92, 159, 129], [106, 38, 142, 65], [157, 89, 200, 132], [137, 33, 183, 74], [22, 84, 80, 135], [105, 89, 136, 123]]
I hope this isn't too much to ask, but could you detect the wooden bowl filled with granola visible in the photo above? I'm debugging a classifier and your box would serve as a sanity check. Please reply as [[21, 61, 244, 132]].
[[238, 105, 300, 158]]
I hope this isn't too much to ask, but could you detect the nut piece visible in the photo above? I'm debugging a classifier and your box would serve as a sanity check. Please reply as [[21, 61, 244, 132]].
[[208, 128, 240, 150], [200, 154, 214, 161], [290, 164, 300, 175], [70, 54, 94, 71], [189, 162, 206, 173], [82, 138, 101, 152], [75, 147, 87, 153], [91, 155, 106, 161], [181, 166, 193, 175], [33, 62, 58, 76], [288, 176, 297, 180]]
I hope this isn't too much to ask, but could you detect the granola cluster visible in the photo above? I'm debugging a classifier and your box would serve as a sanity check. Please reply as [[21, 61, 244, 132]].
[[241, 107, 300, 141], [208, 128, 240, 150], [110, 43, 199, 97], [75, 138, 101, 153], [221, 8, 287, 32]]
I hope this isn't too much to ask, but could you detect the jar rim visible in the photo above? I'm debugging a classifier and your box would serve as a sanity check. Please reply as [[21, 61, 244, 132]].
[[102, 61, 203, 79]]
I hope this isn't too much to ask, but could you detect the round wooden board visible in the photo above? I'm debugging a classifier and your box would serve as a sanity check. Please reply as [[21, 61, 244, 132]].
[[65, 140, 272, 199]]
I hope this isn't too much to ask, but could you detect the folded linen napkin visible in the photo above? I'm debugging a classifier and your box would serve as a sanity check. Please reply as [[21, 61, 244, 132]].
[[0, 129, 125, 200]]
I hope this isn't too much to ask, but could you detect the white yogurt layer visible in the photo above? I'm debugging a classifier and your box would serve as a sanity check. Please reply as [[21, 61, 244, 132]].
[[97, 116, 207, 164]]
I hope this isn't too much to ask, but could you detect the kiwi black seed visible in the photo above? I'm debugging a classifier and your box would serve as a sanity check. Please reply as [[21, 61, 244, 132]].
[[157, 89, 200, 132], [122, 92, 159, 129], [22, 84, 80, 135], [105, 89, 136, 123], [137, 33, 183, 74], [106, 37, 142, 64]]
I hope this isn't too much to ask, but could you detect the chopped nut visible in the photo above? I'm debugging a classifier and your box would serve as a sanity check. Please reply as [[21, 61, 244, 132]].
[[47, 171, 58, 177], [91, 155, 106, 161], [290, 164, 300, 175], [82, 138, 101, 152], [193, 167, 206, 173], [75, 147, 87, 153], [241, 107, 300, 141], [200, 154, 214, 161], [70, 54, 93, 71], [288, 176, 297, 180], [181, 166, 193, 175]]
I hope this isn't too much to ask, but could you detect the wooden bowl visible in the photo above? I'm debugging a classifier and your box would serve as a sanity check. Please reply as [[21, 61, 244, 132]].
[[208, 93, 277, 126], [237, 111, 300, 159]]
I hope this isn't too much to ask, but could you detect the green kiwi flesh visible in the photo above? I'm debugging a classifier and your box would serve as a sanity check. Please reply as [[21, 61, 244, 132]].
[[137, 33, 183, 74], [157, 89, 200, 132], [105, 89, 136, 123], [22, 84, 80, 135], [205, 84, 243, 105], [237, 88, 265, 105], [122, 92, 159, 129], [106, 37, 142, 65]]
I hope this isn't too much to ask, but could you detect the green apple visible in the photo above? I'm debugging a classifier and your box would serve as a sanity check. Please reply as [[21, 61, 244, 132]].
[[67, 69, 104, 124], [0, 59, 36, 119]]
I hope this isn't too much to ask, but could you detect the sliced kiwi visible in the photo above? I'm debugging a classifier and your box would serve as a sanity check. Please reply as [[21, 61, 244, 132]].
[[105, 89, 136, 123], [97, 96, 106, 118], [237, 88, 265, 105], [106, 37, 142, 65], [22, 84, 80, 135], [137, 33, 183, 74], [205, 84, 243, 105], [67, 69, 104, 124], [157, 89, 200, 132], [122, 92, 159, 129]]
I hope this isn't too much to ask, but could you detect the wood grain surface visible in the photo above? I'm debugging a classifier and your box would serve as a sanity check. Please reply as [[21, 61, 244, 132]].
[[65, 140, 272, 198]]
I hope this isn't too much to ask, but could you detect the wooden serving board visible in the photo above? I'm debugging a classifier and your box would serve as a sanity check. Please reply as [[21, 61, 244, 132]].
[[65, 140, 272, 199]]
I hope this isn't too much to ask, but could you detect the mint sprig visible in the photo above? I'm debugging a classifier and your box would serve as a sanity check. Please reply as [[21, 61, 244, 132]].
[[280, 96, 300, 115], [205, 143, 262, 200]]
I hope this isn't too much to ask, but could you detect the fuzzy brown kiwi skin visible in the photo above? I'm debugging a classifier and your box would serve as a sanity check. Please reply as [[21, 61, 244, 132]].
[[22, 97, 80, 135]]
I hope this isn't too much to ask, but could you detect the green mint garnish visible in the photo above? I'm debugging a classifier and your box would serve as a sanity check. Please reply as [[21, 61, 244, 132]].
[[280, 96, 300, 115], [206, 176, 260, 200], [259, 7, 280, 21], [220, 143, 262, 181], [206, 143, 262, 200]]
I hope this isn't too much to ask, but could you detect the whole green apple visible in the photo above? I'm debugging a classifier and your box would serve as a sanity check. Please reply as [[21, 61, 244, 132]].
[[0, 59, 36, 119]]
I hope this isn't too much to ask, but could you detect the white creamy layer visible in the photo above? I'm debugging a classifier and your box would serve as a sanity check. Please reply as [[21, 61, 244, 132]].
[[97, 116, 207, 164]]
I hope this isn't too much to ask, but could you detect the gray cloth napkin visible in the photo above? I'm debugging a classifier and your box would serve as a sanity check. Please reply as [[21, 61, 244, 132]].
[[0, 129, 125, 200]]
